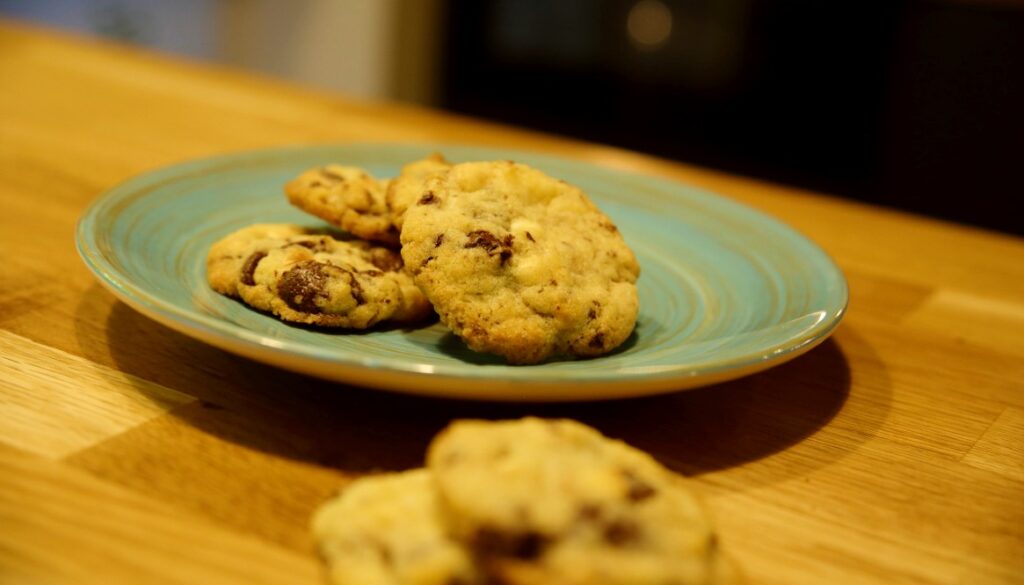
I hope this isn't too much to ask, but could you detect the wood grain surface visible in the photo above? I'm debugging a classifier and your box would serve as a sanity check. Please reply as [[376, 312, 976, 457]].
[[1, 20, 1022, 585]]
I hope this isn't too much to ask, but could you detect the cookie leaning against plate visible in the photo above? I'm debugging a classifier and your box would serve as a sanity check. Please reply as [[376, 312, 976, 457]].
[[285, 165, 400, 246], [206, 224, 431, 328], [427, 418, 736, 585], [386, 153, 452, 232], [312, 470, 483, 585], [400, 161, 640, 364]]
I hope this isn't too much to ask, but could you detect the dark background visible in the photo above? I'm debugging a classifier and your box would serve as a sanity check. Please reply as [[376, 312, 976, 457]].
[[438, 0, 1024, 235]]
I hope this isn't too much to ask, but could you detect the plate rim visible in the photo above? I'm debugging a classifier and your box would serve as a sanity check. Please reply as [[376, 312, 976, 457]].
[[75, 142, 849, 399]]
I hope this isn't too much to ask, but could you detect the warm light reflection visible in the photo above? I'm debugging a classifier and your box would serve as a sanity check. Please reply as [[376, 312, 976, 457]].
[[627, 0, 673, 50]]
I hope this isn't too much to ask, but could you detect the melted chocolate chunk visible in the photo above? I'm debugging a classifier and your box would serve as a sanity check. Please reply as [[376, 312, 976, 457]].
[[418, 191, 437, 205], [465, 230, 501, 252], [473, 528, 548, 560], [435, 233, 445, 247], [278, 261, 330, 313], [589, 332, 605, 349], [240, 251, 267, 286], [342, 268, 366, 305], [465, 230, 514, 264]]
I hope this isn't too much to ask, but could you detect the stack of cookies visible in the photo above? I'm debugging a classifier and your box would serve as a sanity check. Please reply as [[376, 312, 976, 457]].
[[313, 418, 736, 585], [206, 154, 640, 364]]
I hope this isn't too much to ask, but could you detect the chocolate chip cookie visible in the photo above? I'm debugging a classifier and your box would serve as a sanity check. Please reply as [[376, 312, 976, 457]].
[[312, 469, 482, 585], [285, 165, 400, 246], [386, 153, 452, 231], [426, 418, 735, 585], [206, 224, 431, 328], [399, 161, 640, 364]]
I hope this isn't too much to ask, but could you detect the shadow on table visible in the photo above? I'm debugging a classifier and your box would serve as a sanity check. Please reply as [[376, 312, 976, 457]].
[[78, 285, 890, 487]]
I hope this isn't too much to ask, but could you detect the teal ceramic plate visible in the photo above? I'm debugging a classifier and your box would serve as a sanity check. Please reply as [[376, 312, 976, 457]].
[[76, 144, 847, 401]]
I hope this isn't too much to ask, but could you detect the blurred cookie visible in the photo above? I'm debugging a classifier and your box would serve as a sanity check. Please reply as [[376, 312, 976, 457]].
[[399, 161, 640, 363], [206, 223, 430, 328], [285, 165, 400, 246], [427, 418, 734, 585], [312, 470, 482, 585]]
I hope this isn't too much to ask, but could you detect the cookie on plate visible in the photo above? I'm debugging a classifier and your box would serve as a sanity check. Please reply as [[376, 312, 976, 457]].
[[285, 165, 400, 246], [399, 161, 640, 364], [386, 153, 452, 231], [206, 224, 431, 328], [426, 418, 735, 585], [312, 469, 482, 585]]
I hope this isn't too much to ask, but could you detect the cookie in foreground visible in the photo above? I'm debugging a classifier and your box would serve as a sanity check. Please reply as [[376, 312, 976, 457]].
[[400, 161, 640, 364], [206, 223, 431, 328], [427, 418, 737, 585], [312, 469, 482, 585]]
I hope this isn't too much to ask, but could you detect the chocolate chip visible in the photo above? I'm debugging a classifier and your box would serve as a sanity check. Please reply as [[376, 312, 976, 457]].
[[603, 520, 640, 546], [368, 249, 403, 272], [435, 233, 445, 247], [278, 261, 330, 313], [321, 169, 344, 181], [240, 251, 267, 286], [623, 471, 657, 502], [588, 308, 598, 319], [343, 269, 366, 305], [287, 239, 329, 252], [473, 528, 548, 560], [589, 332, 605, 349], [465, 230, 514, 264], [465, 230, 501, 252], [601, 221, 619, 233], [525, 231, 535, 242], [578, 504, 603, 521], [418, 191, 437, 205], [421, 256, 435, 268]]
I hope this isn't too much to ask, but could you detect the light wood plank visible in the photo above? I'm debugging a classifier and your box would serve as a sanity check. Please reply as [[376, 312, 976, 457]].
[[66, 402, 350, 553], [0, 444, 320, 585], [0, 330, 194, 458], [962, 408, 1024, 482]]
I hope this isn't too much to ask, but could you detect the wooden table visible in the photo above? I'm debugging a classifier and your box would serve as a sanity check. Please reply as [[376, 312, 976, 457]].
[[1, 21, 1022, 585]]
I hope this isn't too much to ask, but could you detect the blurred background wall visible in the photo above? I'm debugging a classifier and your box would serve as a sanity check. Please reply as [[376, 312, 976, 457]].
[[2, 0, 1021, 235]]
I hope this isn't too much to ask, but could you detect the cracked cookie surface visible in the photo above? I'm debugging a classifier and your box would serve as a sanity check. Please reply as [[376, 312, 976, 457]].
[[206, 224, 430, 328], [399, 161, 640, 364], [312, 469, 482, 585], [427, 418, 735, 585]]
